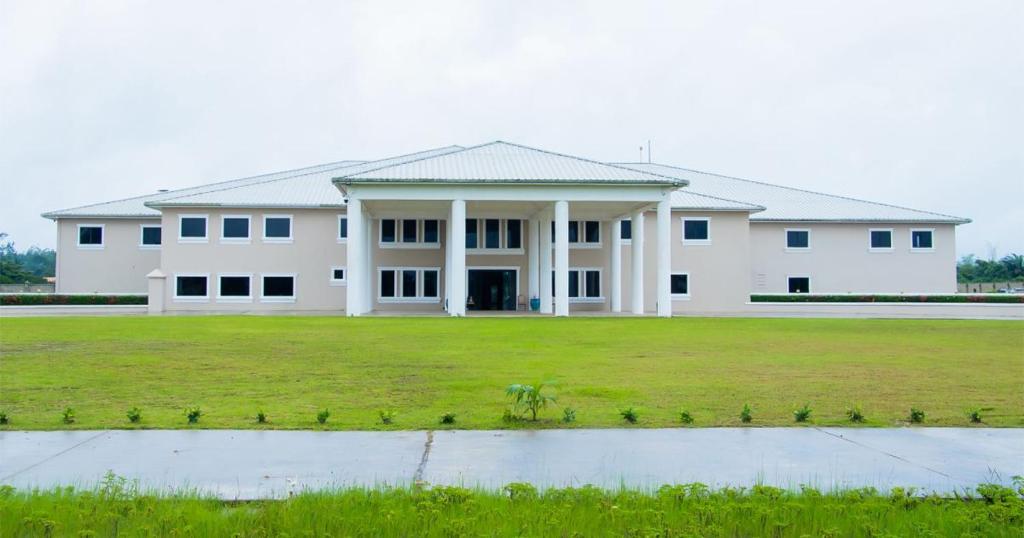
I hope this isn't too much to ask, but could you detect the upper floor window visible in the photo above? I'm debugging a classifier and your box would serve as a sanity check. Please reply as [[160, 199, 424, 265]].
[[911, 229, 934, 251], [786, 229, 810, 250], [467, 219, 524, 252], [338, 216, 348, 242], [179, 215, 208, 243], [140, 224, 161, 249], [550, 220, 601, 247], [869, 229, 893, 251], [682, 218, 710, 244], [263, 215, 292, 243], [77, 224, 104, 249], [222, 215, 251, 243], [620, 220, 632, 242], [380, 219, 439, 248]]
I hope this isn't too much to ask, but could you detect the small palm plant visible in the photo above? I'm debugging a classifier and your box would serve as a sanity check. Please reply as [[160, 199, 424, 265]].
[[506, 381, 557, 421], [793, 404, 812, 423], [62, 407, 76, 425]]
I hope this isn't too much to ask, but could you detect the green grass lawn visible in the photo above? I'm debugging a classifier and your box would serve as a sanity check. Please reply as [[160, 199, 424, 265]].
[[0, 316, 1021, 429]]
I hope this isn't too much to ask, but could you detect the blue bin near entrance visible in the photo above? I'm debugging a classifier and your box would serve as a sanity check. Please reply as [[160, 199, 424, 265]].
[[529, 297, 541, 311]]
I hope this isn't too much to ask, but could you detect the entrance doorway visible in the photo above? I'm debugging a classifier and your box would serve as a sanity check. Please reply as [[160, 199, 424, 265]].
[[467, 269, 517, 310]]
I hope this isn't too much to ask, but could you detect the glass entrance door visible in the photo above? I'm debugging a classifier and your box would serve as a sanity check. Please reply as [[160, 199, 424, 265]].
[[467, 269, 517, 310]]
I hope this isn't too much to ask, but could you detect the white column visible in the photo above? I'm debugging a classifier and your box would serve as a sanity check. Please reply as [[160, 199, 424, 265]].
[[539, 215, 553, 314], [610, 219, 622, 312], [630, 209, 645, 315], [656, 198, 672, 317], [346, 198, 364, 316], [444, 206, 452, 312], [449, 199, 467, 316], [554, 200, 570, 317], [364, 212, 373, 314], [527, 218, 540, 305]]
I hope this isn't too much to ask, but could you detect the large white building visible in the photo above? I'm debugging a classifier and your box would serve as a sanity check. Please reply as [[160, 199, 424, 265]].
[[43, 141, 969, 316]]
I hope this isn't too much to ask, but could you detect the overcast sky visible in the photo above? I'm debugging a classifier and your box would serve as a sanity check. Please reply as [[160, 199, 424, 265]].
[[1, 1, 1020, 257]]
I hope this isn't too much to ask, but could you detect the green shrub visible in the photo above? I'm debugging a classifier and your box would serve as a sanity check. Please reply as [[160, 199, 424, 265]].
[[619, 407, 639, 424], [61, 407, 75, 425], [967, 408, 983, 423], [847, 406, 865, 423], [740, 404, 752, 423], [678, 410, 694, 424], [561, 407, 576, 423], [505, 381, 557, 421], [185, 407, 202, 424], [0, 411, 8, 425], [126, 407, 142, 424], [503, 482, 538, 501], [909, 408, 925, 424], [439, 412, 457, 425], [256, 410, 267, 424], [793, 404, 812, 423], [0, 294, 148, 306], [378, 409, 396, 425], [316, 409, 330, 424]]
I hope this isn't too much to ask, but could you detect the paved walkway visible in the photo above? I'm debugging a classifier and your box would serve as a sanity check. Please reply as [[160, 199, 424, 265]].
[[1, 428, 1020, 499]]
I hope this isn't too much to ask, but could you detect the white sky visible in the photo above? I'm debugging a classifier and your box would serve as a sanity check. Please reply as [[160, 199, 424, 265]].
[[1, 1, 1021, 257]]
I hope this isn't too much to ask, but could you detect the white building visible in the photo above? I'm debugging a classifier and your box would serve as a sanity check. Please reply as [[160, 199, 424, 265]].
[[43, 141, 969, 316]]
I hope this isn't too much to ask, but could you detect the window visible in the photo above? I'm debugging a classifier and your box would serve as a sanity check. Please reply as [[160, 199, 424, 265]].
[[261, 274, 296, 302], [402, 219, 418, 243], [485, 219, 500, 248], [381, 219, 397, 243], [584, 221, 600, 244], [174, 274, 208, 301], [551, 268, 603, 302], [671, 273, 690, 298], [466, 219, 524, 252], [263, 215, 292, 242], [423, 220, 439, 243], [76, 224, 104, 249], [506, 219, 521, 249], [338, 216, 348, 242], [682, 218, 710, 244], [553, 220, 601, 247], [568, 221, 579, 243], [869, 229, 893, 250], [620, 220, 632, 241], [911, 229, 934, 250], [221, 215, 250, 243], [179, 215, 208, 242], [465, 219, 478, 248], [217, 274, 252, 302], [786, 229, 810, 249], [788, 277, 810, 294], [139, 225, 161, 249], [378, 267, 440, 302], [330, 267, 346, 286]]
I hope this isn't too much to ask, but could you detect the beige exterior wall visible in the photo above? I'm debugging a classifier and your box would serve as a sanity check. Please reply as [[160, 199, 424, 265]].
[[160, 208, 347, 311], [749, 222, 957, 294], [54, 218, 161, 294]]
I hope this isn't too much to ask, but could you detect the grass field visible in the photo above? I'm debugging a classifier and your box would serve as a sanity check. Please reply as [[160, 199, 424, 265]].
[[3, 479, 1022, 537], [0, 316, 1021, 429]]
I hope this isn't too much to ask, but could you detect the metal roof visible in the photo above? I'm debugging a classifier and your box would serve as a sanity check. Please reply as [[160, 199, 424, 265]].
[[334, 141, 687, 186], [615, 162, 970, 223], [670, 190, 764, 212]]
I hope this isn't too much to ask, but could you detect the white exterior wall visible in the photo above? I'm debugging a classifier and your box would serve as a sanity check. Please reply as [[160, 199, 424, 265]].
[[55, 218, 161, 294], [160, 208, 347, 311], [749, 222, 957, 294]]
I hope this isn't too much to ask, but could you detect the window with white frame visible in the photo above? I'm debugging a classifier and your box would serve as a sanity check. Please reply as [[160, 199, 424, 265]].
[[869, 229, 893, 250], [337, 216, 348, 243], [550, 268, 603, 302], [77, 224, 104, 249], [260, 274, 296, 302], [330, 266, 347, 286], [378, 267, 440, 302], [466, 219, 524, 252], [620, 220, 632, 243], [911, 229, 934, 250], [221, 215, 251, 243], [788, 276, 810, 294], [550, 220, 601, 247], [785, 229, 810, 250], [681, 217, 710, 244], [379, 219, 439, 248], [671, 273, 690, 299], [178, 215, 208, 243], [139, 224, 161, 249], [217, 274, 252, 302], [262, 215, 293, 243], [174, 274, 209, 301]]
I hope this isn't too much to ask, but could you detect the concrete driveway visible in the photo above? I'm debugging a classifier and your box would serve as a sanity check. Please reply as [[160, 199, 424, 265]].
[[1, 427, 1020, 499]]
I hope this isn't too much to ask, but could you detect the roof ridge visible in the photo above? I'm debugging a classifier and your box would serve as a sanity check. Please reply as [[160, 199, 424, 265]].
[[336, 140, 687, 185], [677, 188, 766, 210], [149, 145, 465, 206], [620, 161, 969, 222]]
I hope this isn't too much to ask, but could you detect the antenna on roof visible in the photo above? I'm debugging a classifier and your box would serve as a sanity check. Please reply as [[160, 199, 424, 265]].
[[638, 145, 644, 162], [647, 140, 651, 163]]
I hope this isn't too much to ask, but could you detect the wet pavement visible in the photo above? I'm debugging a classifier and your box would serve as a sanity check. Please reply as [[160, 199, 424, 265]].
[[1, 428, 1020, 499]]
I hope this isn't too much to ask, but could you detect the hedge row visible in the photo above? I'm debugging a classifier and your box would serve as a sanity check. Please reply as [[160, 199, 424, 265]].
[[751, 294, 1024, 304], [0, 295, 148, 306]]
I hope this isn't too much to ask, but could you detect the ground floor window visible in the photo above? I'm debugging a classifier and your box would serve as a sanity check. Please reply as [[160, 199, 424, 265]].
[[261, 274, 296, 302], [174, 274, 208, 301], [671, 273, 690, 298], [217, 274, 252, 301], [379, 267, 440, 302], [788, 277, 810, 294], [330, 267, 346, 286], [551, 268, 602, 302]]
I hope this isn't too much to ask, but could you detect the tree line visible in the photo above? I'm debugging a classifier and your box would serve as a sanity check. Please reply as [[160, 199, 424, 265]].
[[957, 253, 1024, 283], [0, 232, 56, 284]]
